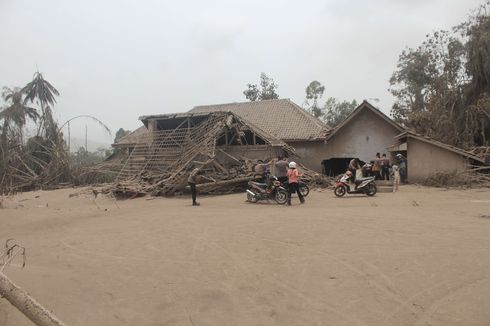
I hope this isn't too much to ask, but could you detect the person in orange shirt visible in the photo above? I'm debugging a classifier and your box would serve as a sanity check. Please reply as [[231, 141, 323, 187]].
[[286, 162, 305, 206]]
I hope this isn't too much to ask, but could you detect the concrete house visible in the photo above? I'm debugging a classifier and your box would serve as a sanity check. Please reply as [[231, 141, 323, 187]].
[[319, 101, 405, 175], [112, 99, 485, 183], [392, 131, 485, 182]]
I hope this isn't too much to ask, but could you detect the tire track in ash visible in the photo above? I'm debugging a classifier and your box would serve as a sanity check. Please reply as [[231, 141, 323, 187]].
[[413, 275, 490, 326], [207, 238, 369, 326], [243, 232, 439, 324]]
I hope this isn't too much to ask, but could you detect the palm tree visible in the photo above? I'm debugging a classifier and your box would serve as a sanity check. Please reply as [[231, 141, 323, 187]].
[[0, 87, 39, 144], [21, 72, 59, 138]]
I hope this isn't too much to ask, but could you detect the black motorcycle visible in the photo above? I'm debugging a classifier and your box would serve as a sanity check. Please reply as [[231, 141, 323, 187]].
[[246, 176, 288, 204], [282, 180, 310, 197]]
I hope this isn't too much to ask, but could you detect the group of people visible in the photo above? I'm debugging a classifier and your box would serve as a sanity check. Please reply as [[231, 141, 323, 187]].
[[348, 153, 407, 191], [370, 153, 391, 180], [188, 156, 305, 206], [188, 153, 408, 206], [251, 156, 306, 205]]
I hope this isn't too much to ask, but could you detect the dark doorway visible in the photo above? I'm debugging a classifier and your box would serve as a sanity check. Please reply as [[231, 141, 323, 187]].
[[322, 158, 352, 177], [322, 157, 366, 177]]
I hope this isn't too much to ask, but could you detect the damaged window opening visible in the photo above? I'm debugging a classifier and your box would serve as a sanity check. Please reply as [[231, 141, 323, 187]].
[[217, 130, 266, 145]]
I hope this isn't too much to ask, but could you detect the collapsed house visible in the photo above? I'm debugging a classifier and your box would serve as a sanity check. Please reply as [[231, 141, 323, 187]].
[[109, 111, 326, 197], [188, 99, 331, 171], [111, 99, 487, 193]]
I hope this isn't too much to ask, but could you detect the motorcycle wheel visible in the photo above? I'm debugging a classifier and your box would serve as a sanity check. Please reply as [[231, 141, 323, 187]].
[[275, 189, 288, 204], [299, 184, 310, 197], [366, 184, 377, 196], [247, 191, 258, 203], [334, 185, 347, 197]]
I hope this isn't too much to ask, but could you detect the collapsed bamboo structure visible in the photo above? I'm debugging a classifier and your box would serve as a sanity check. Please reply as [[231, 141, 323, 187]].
[[104, 111, 331, 198]]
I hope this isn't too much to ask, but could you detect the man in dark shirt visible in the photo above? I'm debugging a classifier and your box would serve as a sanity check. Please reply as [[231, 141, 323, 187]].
[[275, 156, 289, 184], [381, 153, 390, 180], [187, 168, 213, 206]]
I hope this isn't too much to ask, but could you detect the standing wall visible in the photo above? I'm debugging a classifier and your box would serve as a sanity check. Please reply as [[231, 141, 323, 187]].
[[406, 138, 467, 182]]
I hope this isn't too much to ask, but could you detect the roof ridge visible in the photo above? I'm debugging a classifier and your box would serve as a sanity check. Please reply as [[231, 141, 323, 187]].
[[326, 101, 404, 141], [192, 98, 290, 110], [284, 99, 331, 131]]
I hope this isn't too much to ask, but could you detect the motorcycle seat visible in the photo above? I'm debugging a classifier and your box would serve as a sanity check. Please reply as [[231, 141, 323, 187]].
[[355, 177, 373, 184], [250, 182, 268, 187]]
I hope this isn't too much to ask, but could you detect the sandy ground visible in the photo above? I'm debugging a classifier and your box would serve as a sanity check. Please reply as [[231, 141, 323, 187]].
[[0, 185, 490, 326]]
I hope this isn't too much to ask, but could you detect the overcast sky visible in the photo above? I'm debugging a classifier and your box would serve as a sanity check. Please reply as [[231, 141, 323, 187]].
[[0, 0, 483, 147]]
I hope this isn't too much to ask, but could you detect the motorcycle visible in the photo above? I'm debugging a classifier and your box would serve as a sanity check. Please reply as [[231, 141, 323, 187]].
[[334, 170, 377, 197], [246, 175, 288, 204]]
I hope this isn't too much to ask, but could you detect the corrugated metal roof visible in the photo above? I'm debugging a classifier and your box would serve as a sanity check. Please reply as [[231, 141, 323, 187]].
[[189, 99, 330, 141]]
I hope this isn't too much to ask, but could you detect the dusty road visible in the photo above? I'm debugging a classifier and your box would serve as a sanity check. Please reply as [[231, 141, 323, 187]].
[[1, 185, 490, 326]]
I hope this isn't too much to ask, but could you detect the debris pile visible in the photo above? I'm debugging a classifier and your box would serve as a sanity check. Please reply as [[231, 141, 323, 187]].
[[471, 146, 490, 165], [106, 158, 332, 199], [103, 112, 332, 199]]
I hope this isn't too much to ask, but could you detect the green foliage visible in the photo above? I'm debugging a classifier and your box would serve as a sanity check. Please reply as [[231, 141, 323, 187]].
[[21, 71, 61, 141], [0, 87, 39, 149], [305, 81, 326, 118], [243, 73, 279, 101], [390, 1, 490, 147], [114, 128, 131, 143], [323, 98, 358, 127]]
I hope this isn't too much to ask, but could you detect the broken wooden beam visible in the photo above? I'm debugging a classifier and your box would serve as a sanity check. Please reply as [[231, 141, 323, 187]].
[[0, 271, 66, 326]]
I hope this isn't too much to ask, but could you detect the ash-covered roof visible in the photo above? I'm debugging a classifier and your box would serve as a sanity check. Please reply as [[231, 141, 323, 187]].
[[395, 131, 485, 163], [325, 100, 405, 140], [189, 99, 330, 141], [113, 126, 148, 147]]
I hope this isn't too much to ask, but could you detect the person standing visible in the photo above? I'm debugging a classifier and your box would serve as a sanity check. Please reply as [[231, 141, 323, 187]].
[[392, 164, 400, 192], [187, 168, 213, 206], [275, 156, 289, 184], [372, 153, 381, 180], [396, 154, 407, 182], [286, 162, 305, 206], [381, 153, 390, 180]]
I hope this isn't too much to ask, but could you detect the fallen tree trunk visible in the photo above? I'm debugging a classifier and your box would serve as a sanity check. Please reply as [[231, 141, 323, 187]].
[[0, 271, 66, 326], [195, 176, 254, 189]]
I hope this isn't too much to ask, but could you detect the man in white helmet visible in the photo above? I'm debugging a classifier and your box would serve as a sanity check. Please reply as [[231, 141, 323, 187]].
[[286, 161, 305, 205]]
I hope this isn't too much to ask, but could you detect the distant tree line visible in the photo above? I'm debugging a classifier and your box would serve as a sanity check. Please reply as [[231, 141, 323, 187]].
[[243, 74, 358, 127], [389, 1, 490, 147], [242, 3, 489, 147]]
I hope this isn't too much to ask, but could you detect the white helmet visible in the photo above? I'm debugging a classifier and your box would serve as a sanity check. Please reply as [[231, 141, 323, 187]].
[[289, 161, 297, 169]]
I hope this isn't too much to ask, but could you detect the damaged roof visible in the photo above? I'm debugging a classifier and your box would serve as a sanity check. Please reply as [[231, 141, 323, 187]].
[[188, 99, 330, 141], [113, 126, 149, 147], [116, 111, 292, 150]]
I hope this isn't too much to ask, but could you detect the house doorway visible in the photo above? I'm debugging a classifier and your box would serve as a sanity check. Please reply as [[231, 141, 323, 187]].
[[322, 158, 353, 177]]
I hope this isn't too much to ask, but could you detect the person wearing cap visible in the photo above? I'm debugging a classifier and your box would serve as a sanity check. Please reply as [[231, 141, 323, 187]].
[[286, 161, 305, 206]]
